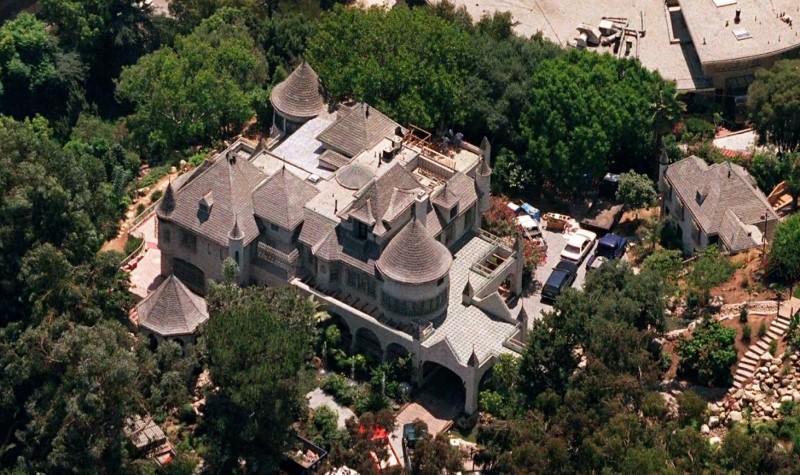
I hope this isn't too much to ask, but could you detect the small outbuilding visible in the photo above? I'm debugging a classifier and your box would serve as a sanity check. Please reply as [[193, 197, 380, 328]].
[[135, 274, 209, 348]]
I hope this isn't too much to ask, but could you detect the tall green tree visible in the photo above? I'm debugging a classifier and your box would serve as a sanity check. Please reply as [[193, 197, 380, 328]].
[[616, 170, 657, 213], [520, 50, 682, 193], [768, 212, 800, 286], [201, 284, 318, 473], [307, 5, 471, 130], [0, 13, 85, 120], [117, 8, 269, 156], [748, 59, 800, 153]]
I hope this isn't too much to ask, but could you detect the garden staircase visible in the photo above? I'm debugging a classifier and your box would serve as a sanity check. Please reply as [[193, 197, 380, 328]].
[[733, 299, 800, 389]]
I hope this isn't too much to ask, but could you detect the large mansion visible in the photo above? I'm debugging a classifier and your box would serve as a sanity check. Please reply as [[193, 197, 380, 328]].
[[150, 62, 528, 413]]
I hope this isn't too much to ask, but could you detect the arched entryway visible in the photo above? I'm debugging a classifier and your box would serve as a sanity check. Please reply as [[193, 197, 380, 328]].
[[354, 327, 383, 359], [386, 342, 410, 361], [325, 312, 353, 352], [417, 361, 466, 419]]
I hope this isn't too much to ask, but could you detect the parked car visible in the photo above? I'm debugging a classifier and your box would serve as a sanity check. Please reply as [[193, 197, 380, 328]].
[[586, 233, 628, 271], [541, 260, 579, 301], [560, 229, 597, 263], [402, 422, 427, 450]]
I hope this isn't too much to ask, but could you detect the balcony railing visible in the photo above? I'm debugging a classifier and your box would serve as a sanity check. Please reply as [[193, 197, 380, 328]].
[[256, 240, 299, 270]]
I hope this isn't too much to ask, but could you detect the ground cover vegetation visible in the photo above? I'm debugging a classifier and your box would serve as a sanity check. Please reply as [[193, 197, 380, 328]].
[[1, 0, 800, 472]]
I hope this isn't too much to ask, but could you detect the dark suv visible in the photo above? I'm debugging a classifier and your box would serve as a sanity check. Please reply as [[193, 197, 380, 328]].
[[586, 233, 627, 271], [541, 260, 579, 301]]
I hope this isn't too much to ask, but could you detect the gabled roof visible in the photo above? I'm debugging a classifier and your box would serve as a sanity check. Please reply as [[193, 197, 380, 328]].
[[317, 103, 401, 158], [161, 153, 265, 246], [269, 61, 326, 119], [376, 217, 452, 285], [318, 149, 351, 171], [136, 275, 209, 337], [252, 167, 319, 230], [341, 163, 421, 236], [718, 209, 759, 252], [432, 183, 459, 210], [665, 156, 778, 237]]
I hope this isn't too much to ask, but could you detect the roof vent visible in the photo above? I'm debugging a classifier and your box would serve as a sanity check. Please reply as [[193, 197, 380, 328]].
[[307, 174, 321, 184], [734, 8, 741, 24], [733, 29, 752, 40]]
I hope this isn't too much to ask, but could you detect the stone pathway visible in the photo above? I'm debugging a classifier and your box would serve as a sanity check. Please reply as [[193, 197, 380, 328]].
[[733, 299, 800, 389], [306, 388, 356, 430]]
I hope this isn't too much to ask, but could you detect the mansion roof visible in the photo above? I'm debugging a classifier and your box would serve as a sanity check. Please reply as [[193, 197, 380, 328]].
[[270, 61, 326, 119], [136, 275, 209, 337]]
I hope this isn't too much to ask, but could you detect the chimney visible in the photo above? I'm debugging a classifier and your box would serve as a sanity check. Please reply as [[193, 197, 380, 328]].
[[414, 190, 427, 227], [735, 9, 741, 24], [365, 104, 370, 119]]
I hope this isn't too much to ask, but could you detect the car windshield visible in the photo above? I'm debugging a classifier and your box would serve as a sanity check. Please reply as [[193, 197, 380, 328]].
[[596, 243, 616, 258], [564, 244, 581, 255]]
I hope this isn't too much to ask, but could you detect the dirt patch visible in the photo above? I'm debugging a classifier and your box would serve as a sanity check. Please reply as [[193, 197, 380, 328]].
[[711, 251, 775, 304]]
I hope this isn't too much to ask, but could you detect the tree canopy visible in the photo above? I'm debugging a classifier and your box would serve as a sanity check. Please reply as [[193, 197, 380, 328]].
[[201, 284, 318, 472], [521, 50, 682, 193], [748, 59, 800, 153], [116, 8, 269, 155], [768, 212, 800, 285]]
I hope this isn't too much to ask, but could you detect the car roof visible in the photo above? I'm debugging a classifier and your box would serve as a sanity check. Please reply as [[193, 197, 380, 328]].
[[566, 234, 590, 246], [599, 233, 625, 247], [555, 260, 579, 272]]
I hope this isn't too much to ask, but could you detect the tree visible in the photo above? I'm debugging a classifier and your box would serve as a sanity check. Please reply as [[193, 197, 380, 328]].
[[748, 151, 788, 193], [116, 8, 269, 156], [616, 170, 657, 213], [200, 284, 318, 473], [521, 50, 682, 193], [410, 429, 464, 475], [686, 247, 734, 306], [748, 60, 800, 153], [676, 318, 736, 386], [0, 13, 85, 120], [306, 5, 472, 130], [768, 213, 800, 285], [642, 249, 683, 295]]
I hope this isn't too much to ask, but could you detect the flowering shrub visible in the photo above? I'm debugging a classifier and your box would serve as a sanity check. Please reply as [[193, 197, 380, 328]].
[[483, 196, 517, 237]]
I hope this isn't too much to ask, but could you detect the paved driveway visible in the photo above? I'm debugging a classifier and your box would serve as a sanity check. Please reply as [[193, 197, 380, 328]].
[[521, 228, 594, 322]]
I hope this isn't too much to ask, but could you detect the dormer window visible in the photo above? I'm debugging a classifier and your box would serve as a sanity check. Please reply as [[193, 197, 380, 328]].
[[355, 220, 369, 240], [449, 205, 459, 221], [199, 191, 214, 219], [695, 190, 705, 205]]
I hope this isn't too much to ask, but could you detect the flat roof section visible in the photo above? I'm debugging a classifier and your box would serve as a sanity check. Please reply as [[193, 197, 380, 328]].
[[271, 117, 335, 179], [442, 0, 712, 91], [679, 0, 800, 65]]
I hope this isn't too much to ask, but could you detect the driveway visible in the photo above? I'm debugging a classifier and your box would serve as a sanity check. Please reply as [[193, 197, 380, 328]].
[[521, 228, 594, 322]]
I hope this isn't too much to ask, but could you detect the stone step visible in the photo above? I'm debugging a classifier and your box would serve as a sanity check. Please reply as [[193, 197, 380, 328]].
[[741, 356, 758, 365], [738, 362, 756, 372], [771, 321, 789, 330], [756, 341, 771, 350], [734, 374, 749, 384]]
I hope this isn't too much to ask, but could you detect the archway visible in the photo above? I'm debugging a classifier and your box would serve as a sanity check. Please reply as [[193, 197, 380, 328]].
[[417, 361, 466, 419], [148, 333, 159, 352], [386, 342, 410, 361], [325, 312, 353, 352], [354, 327, 382, 360]]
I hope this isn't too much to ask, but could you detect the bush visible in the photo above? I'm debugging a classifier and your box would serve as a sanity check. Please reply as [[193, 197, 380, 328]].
[[322, 374, 358, 407], [681, 117, 716, 142], [138, 164, 172, 188], [150, 189, 163, 202], [758, 322, 768, 338], [769, 339, 778, 356], [677, 318, 736, 386], [742, 324, 752, 343], [178, 404, 197, 425], [677, 390, 707, 427], [739, 306, 749, 323], [483, 196, 517, 238], [136, 203, 146, 215], [124, 235, 144, 256], [641, 392, 668, 420]]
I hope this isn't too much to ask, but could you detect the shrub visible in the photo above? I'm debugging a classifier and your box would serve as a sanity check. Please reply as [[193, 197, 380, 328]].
[[677, 318, 736, 386], [742, 324, 752, 343], [681, 117, 716, 142], [677, 390, 708, 427], [483, 196, 517, 238], [739, 306, 749, 323], [150, 189, 163, 202], [758, 322, 768, 338], [138, 164, 172, 188], [641, 392, 668, 420], [136, 203, 146, 215], [124, 235, 144, 256], [322, 374, 358, 407], [178, 404, 197, 425], [769, 339, 778, 356]]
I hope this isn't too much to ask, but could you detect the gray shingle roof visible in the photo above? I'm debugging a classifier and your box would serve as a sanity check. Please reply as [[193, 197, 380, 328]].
[[665, 156, 778, 237], [136, 275, 209, 337], [317, 103, 401, 157], [718, 209, 759, 252], [298, 212, 336, 249], [335, 163, 375, 191], [163, 154, 266, 246], [376, 217, 452, 284], [318, 149, 351, 171], [252, 167, 319, 230], [342, 163, 421, 237], [269, 61, 326, 119]]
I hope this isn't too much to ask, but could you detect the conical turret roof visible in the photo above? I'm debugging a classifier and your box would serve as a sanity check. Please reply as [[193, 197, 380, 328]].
[[376, 218, 452, 285], [157, 182, 176, 218], [270, 61, 326, 120], [136, 275, 209, 337]]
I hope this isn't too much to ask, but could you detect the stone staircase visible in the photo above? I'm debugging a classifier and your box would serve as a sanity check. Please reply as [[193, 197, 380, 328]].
[[733, 299, 800, 389]]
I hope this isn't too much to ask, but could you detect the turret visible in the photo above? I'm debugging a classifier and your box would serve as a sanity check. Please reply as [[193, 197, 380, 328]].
[[228, 214, 245, 281], [475, 138, 492, 216], [658, 148, 670, 193]]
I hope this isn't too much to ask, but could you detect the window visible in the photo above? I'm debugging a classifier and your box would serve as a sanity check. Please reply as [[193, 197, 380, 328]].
[[180, 231, 197, 252], [162, 228, 171, 243], [464, 205, 476, 229], [330, 266, 339, 284], [677, 199, 685, 220], [234, 251, 240, 264], [355, 220, 368, 240], [445, 225, 455, 245], [270, 223, 279, 232], [437, 277, 445, 286], [691, 221, 701, 244], [666, 184, 673, 202], [449, 205, 459, 221], [346, 269, 374, 296]]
